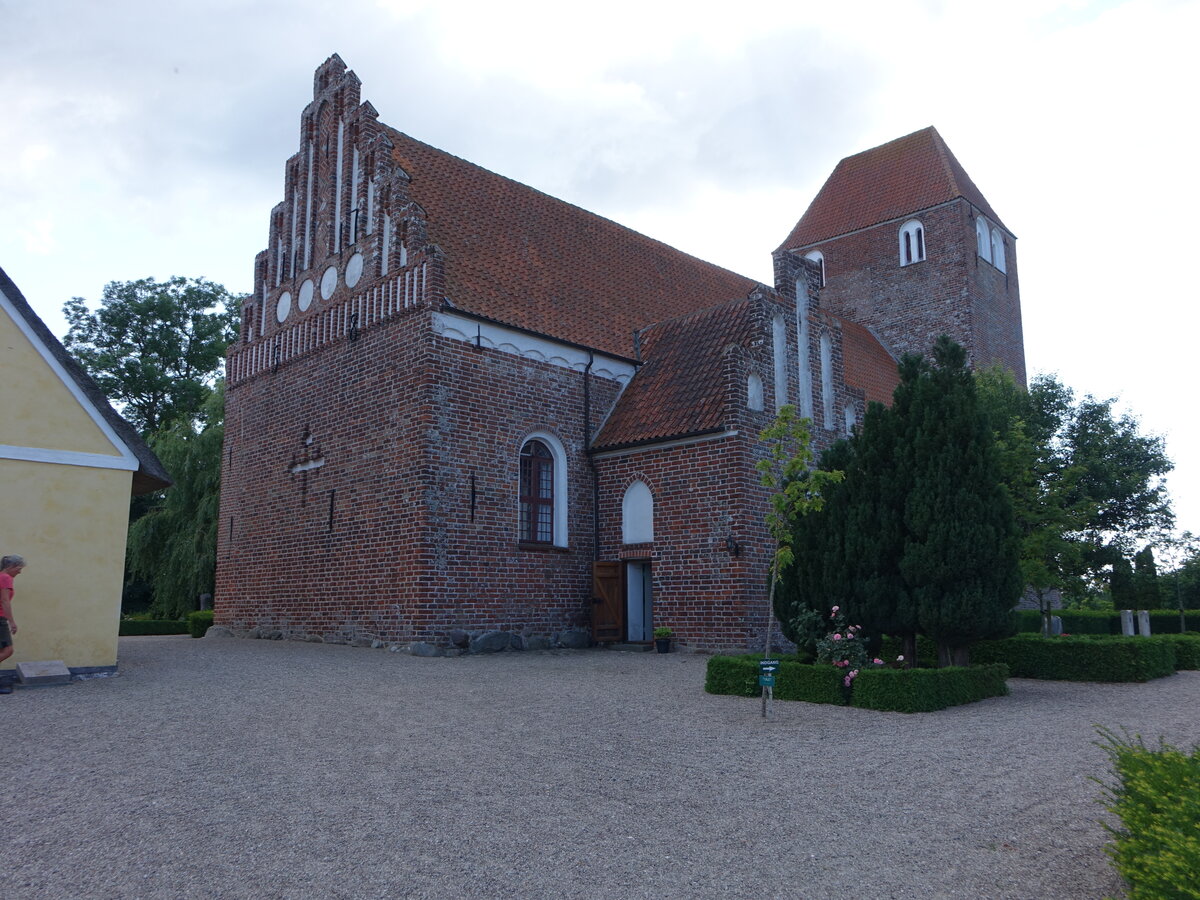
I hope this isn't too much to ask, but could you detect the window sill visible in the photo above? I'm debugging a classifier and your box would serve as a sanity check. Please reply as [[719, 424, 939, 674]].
[[518, 542, 570, 553]]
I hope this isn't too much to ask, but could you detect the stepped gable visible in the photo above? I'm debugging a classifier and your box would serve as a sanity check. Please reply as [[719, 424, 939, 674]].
[[592, 297, 754, 451], [777, 126, 1008, 251], [838, 317, 900, 406], [384, 128, 756, 359]]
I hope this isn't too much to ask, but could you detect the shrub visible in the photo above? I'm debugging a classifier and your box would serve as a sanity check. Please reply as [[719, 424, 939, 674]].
[[1014, 609, 1200, 635], [1096, 728, 1200, 900], [1150, 634, 1200, 670], [972, 634, 1176, 682], [119, 618, 187, 636], [704, 656, 845, 705], [186, 610, 215, 638], [850, 664, 1009, 713]]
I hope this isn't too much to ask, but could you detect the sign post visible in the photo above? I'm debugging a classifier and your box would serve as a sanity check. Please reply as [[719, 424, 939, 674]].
[[759, 658, 779, 719]]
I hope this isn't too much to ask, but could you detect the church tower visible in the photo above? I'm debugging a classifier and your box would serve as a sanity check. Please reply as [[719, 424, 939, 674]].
[[774, 127, 1025, 384]]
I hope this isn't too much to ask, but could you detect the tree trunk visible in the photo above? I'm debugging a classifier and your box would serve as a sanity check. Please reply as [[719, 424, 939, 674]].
[[936, 642, 952, 668], [902, 634, 917, 668]]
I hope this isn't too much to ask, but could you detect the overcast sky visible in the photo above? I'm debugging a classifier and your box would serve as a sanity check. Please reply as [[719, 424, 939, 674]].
[[3, 0, 1198, 537]]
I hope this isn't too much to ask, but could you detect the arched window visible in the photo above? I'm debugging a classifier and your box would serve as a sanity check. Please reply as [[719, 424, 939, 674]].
[[747, 373, 764, 412], [804, 250, 826, 288], [976, 217, 992, 263], [991, 228, 1006, 274], [519, 441, 554, 544], [622, 481, 654, 544], [820, 331, 834, 430], [795, 283, 813, 421], [899, 219, 925, 266]]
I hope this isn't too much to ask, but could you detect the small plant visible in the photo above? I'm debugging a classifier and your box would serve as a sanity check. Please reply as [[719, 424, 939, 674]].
[[815, 606, 886, 688], [187, 609, 215, 638], [653, 626, 673, 640]]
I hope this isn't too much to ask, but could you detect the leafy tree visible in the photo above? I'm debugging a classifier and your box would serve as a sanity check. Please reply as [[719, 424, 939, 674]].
[[757, 406, 843, 657], [976, 369, 1174, 619], [63, 276, 239, 435], [126, 384, 226, 618], [1110, 555, 1136, 609]]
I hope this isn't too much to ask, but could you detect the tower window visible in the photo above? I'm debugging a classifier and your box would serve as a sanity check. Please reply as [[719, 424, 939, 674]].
[[899, 220, 925, 266], [976, 217, 992, 263], [991, 228, 1007, 274]]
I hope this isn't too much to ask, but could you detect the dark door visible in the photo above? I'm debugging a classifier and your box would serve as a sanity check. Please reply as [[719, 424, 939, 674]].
[[591, 561, 623, 643]]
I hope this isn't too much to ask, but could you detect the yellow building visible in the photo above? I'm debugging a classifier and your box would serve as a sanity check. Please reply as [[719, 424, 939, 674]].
[[1, 266, 170, 674]]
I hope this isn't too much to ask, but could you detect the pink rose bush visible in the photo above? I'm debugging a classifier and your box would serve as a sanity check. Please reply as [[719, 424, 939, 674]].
[[815, 606, 884, 689]]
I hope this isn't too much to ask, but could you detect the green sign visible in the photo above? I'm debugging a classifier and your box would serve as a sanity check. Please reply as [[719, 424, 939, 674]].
[[758, 674, 776, 688], [759, 659, 780, 673]]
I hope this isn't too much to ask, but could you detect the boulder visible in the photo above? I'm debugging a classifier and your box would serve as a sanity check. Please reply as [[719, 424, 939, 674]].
[[203, 626, 236, 639], [408, 642, 443, 657], [470, 631, 513, 654], [557, 629, 591, 650]]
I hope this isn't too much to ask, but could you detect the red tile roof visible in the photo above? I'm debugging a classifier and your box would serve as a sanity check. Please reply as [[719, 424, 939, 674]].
[[386, 128, 757, 359], [837, 317, 900, 406], [777, 127, 1008, 252], [592, 298, 754, 450]]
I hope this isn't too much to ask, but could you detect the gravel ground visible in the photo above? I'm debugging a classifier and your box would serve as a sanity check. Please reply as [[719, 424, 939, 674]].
[[3, 635, 1198, 900]]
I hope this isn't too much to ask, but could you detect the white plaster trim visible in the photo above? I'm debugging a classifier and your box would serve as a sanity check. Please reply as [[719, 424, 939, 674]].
[[0, 444, 137, 471], [0, 287, 141, 472], [591, 429, 738, 460], [432, 311, 635, 384]]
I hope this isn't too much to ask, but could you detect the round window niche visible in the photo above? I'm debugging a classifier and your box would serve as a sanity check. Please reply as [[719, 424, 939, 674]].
[[320, 265, 339, 300], [345, 253, 364, 289], [275, 291, 292, 323], [298, 278, 315, 311]]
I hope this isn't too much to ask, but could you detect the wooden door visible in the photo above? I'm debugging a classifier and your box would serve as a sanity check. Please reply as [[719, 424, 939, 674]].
[[591, 561, 623, 643]]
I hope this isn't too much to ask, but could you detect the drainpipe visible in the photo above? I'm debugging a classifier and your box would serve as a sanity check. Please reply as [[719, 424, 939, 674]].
[[584, 352, 599, 561]]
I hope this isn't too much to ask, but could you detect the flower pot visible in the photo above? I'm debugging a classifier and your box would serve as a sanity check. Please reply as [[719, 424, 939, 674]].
[[655, 638, 671, 653]]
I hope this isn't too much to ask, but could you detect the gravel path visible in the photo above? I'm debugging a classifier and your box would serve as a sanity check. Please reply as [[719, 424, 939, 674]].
[[4, 636, 1198, 899]]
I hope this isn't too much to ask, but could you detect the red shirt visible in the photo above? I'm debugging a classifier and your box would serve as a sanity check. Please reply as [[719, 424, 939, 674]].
[[0, 571, 13, 618]]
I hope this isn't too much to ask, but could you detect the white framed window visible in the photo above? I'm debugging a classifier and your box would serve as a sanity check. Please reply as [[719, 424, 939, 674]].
[[899, 219, 925, 266], [991, 228, 1006, 274], [843, 402, 856, 436], [518, 430, 568, 547], [795, 283, 813, 421], [976, 217, 992, 263], [804, 250, 826, 288]]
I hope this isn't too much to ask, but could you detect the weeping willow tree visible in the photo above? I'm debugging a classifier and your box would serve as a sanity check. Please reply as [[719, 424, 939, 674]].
[[127, 384, 225, 618]]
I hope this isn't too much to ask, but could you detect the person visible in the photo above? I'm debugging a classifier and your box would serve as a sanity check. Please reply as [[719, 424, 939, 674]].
[[0, 554, 25, 694]]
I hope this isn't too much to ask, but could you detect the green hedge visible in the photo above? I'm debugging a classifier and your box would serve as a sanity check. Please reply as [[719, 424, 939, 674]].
[[850, 664, 1009, 713], [187, 610, 215, 638], [119, 619, 187, 636], [1015, 609, 1200, 635], [1150, 634, 1200, 670], [704, 655, 845, 705], [705, 656, 1008, 711], [1098, 729, 1200, 900], [972, 634, 1176, 682]]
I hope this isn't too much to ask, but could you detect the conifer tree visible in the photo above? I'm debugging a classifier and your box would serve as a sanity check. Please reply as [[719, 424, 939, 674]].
[[899, 337, 1021, 666]]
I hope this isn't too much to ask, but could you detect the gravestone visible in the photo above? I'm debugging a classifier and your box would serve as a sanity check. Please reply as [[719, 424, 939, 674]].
[[1137, 610, 1152, 637], [1050, 616, 1063, 636], [16, 660, 72, 686], [1120, 609, 1135, 636]]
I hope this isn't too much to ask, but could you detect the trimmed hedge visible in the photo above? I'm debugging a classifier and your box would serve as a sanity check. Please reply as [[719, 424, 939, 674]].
[[705, 656, 1008, 711], [1015, 609, 1200, 635], [1151, 634, 1200, 670], [1097, 729, 1200, 900], [119, 618, 188, 636], [187, 610, 215, 638], [972, 634, 1176, 682], [704, 655, 845, 705], [850, 664, 1009, 713]]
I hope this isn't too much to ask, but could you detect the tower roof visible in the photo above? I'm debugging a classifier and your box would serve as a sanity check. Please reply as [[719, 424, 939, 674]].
[[777, 127, 1009, 252]]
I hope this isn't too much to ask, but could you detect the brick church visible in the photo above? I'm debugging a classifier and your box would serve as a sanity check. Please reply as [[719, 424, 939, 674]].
[[215, 55, 1024, 652]]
